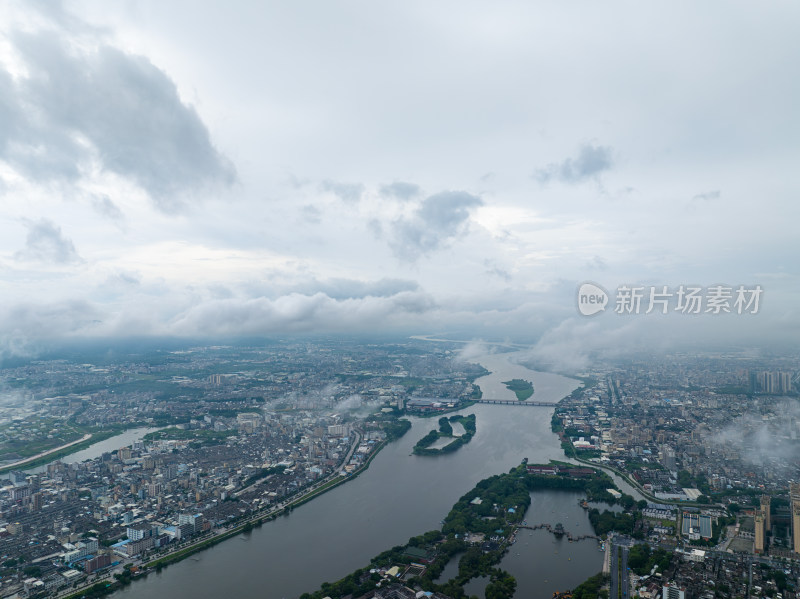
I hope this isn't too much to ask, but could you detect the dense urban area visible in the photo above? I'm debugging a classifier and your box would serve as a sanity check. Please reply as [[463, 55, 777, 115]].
[[1, 340, 799, 599]]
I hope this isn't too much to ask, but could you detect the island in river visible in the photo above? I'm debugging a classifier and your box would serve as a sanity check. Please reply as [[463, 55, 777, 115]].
[[502, 378, 534, 401], [299, 461, 626, 599], [413, 414, 476, 455]]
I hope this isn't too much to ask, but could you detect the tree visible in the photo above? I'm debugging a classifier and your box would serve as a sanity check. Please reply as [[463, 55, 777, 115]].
[[677, 470, 693, 487]]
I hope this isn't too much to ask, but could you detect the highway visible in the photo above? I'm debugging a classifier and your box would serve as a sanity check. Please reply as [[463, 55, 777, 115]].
[[609, 541, 630, 599]]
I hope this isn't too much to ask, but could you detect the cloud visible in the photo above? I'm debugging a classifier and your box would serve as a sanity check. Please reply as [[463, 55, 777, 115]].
[[585, 255, 607, 270], [692, 190, 721, 202], [292, 277, 420, 300], [2, 27, 235, 212], [92, 195, 125, 221], [455, 340, 492, 362], [0, 299, 101, 361], [710, 401, 800, 473], [14, 218, 82, 264], [535, 143, 613, 184], [367, 218, 383, 238], [300, 204, 322, 224], [389, 190, 483, 261], [483, 259, 511, 281], [0, 70, 21, 155], [379, 181, 421, 201], [168, 290, 436, 337], [320, 180, 364, 203], [523, 316, 671, 372]]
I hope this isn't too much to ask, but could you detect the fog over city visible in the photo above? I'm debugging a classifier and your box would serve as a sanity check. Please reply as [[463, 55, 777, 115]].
[[2, 1, 799, 360]]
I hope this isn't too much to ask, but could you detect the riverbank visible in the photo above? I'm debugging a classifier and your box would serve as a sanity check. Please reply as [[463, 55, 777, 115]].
[[61, 427, 404, 599], [0, 433, 93, 473]]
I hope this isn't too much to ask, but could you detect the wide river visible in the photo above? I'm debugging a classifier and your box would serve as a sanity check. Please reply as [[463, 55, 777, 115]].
[[113, 348, 615, 599]]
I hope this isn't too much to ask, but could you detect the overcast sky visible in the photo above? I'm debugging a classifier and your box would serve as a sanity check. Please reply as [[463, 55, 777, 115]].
[[1, 1, 799, 365]]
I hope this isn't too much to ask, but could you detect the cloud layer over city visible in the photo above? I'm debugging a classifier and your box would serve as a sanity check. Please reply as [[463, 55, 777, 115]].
[[1, 1, 799, 360]]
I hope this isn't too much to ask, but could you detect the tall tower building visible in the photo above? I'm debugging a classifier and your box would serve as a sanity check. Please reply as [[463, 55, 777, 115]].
[[754, 510, 765, 554], [760, 495, 771, 532], [778, 372, 792, 393], [791, 482, 800, 504]]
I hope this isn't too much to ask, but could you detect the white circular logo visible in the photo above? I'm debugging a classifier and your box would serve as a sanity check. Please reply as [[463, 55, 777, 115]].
[[577, 282, 608, 316]]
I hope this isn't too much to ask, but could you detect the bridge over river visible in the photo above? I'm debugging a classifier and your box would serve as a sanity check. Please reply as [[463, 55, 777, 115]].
[[476, 398, 559, 406], [516, 523, 600, 543]]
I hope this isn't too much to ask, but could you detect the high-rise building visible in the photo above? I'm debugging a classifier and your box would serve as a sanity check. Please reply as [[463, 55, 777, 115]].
[[792, 483, 800, 554], [663, 584, 686, 599], [791, 482, 800, 503], [750, 370, 794, 393], [754, 509, 765, 554], [794, 504, 800, 555], [760, 495, 771, 532], [778, 371, 792, 393]]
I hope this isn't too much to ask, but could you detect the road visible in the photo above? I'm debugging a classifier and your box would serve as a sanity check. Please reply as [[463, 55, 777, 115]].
[[609, 542, 630, 599]]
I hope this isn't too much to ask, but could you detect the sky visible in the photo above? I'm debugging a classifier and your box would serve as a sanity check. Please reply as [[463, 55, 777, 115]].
[[1, 1, 799, 366]]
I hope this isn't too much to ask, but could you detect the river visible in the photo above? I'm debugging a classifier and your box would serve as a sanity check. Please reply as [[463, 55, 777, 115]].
[[113, 348, 611, 599], [24, 427, 161, 474]]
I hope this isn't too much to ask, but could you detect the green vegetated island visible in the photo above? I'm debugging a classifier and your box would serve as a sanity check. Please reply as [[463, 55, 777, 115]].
[[300, 462, 638, 599], [502, 378, 534, 401], [413, 414, 476, 455]]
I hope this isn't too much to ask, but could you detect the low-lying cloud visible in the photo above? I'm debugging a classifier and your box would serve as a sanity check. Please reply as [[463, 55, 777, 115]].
[[167, 290, 436, 337]]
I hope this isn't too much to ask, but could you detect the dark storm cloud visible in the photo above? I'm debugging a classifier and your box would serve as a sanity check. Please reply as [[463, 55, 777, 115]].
[[535, 143, 613, 184], [320, 180, 364, 203], [389, 191, 483, 261], [379, 181, 421, 201], [15, 218, 82, 264], [2, 31, 235, 212]]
